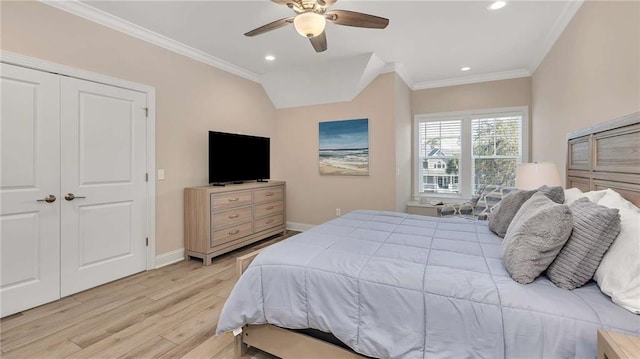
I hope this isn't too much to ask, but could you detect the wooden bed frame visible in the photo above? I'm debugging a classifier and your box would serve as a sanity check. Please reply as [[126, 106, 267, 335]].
[[233, 111, 640, 359]]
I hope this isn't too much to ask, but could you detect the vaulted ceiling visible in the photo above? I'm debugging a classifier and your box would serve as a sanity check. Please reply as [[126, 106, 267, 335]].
[[48, 0, 583, 107]]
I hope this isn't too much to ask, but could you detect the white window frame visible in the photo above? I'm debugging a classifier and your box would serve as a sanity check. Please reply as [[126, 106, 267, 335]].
[[413, 106, 529, 200]]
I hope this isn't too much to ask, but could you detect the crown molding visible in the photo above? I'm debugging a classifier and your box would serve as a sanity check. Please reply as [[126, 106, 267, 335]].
[[528, 0, 584, 73], [412, 69, 531, 90], [41, 0, 260, 83]]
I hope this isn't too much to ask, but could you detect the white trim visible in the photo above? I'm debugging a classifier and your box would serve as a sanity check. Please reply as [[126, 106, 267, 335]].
[[40, 0, 260, 83], [1, 50, 158, 271], [155, 248, 185, 269], [413, 106, 529, 199], [286, 222, 314, 232], [528, 0, 584, 72], [412, 69, 531, 90], [146, 89, 157, 270]]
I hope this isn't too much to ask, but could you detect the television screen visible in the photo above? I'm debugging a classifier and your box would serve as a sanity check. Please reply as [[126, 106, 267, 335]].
[[208, 131, 270, 184]]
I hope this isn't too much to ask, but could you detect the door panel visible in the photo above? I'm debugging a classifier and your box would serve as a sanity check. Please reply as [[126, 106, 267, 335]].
[[79, 92, 133, 184], [78, 201, 133, 266], [0, 64, 61, 317], [60, 77, 147, 297]]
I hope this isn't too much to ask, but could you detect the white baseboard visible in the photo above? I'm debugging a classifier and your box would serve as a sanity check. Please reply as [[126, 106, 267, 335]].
[[155, 248, 185, 268], [286, 222, 314, 232]]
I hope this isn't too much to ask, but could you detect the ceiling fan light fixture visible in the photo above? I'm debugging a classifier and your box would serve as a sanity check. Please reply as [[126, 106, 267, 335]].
[[293, 12, 326, 38]]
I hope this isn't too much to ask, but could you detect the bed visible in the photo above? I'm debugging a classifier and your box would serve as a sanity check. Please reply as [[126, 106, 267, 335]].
[[216, 112, 640, 358]]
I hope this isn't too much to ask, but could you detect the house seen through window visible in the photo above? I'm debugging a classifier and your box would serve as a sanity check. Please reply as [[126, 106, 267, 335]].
[[415, 107, 528, 199]]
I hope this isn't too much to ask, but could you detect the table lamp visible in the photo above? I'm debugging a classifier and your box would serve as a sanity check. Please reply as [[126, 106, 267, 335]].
[[515, 162, 562, 190]]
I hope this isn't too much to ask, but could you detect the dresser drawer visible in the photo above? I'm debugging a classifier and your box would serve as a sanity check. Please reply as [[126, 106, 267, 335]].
[[211, 221, 253, 247], [254, 213, 284, 233], [254, 201, 284, 218], [212, 206, 252, 228], [211, 191, 253, 211], [254, 187, 283, 203]]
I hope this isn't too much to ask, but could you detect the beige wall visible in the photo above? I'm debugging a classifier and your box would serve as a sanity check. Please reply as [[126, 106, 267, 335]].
[[411, 77, 532, 116], [1, 2, 277, 255], [532, 0, 640, 182], [275, 73, 399, 225]]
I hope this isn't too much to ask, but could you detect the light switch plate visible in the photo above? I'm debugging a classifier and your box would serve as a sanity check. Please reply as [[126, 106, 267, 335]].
[[158, 169, 165, 180]]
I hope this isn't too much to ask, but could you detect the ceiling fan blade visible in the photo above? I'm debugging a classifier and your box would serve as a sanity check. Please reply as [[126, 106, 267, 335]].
[[326, 10, 389, 29], [310, 31, 327, 52], [244, 17, 294, 37]]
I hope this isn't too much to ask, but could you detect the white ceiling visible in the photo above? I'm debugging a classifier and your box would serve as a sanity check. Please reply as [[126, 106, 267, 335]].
[[48, 0, 582, 105]]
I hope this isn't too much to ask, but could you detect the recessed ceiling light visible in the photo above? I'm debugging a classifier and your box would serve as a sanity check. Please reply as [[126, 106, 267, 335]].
[[461, 67, 471, 71], [488, 1, 507, 10], [265, 55, 276, 61]]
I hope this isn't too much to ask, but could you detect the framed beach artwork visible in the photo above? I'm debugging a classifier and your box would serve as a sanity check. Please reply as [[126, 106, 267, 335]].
[[318, 118, 369, 176]]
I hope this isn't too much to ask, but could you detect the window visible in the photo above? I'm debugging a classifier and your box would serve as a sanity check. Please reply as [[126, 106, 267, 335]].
[[414, 107, 528, 199]]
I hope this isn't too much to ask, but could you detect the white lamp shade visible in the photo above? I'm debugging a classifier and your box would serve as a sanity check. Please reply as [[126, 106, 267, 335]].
[[515, 162, 562, 190], [294, 12, 326, 38]]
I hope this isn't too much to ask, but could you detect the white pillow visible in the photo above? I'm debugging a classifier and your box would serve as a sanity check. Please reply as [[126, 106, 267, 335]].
[[563, 188, 608, 205], [564, 188, 584, 204], [594, 189, 640, 314]]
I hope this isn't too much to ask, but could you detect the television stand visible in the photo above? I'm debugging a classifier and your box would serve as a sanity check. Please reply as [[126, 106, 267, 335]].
[[257, 179, 269, 183], [211, 183, 226, 187], [232, 181, 245, 184], [184, 181, 287, 265]]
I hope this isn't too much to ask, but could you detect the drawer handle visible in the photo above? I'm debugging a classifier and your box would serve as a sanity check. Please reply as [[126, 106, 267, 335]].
[[265, 192, 274, 196], [228, 214, 240, 219], [229, 229, 240, 235], [228, 197, 240, 202], [266, 219, 274, 224], [265, 206, 274, 210]]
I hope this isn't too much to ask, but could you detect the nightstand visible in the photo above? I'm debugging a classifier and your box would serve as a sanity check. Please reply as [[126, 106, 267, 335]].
[[406, 201, 443, 217], [597, 329, 640, 359]]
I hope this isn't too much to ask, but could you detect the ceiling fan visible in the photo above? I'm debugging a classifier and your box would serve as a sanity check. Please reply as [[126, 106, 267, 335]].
[[244, 0, 389, 53]]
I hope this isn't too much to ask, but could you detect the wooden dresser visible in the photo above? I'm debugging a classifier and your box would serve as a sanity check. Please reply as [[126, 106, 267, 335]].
[[184, 181, 286, 265]]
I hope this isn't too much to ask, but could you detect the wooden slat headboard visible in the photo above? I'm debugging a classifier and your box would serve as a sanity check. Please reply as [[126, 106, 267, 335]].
[[567, 112, 640, 207]]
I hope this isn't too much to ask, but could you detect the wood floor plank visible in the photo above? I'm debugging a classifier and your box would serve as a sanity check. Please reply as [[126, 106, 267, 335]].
[[160, 298, 226, 344], [0, 233, 293, 359], [1, 285, 150, 352], [117, 336, 176, 359], [70, 290, 204, 348], [66, 296, 227, 358], [156, 324, 218, 359], [180, 331, 234, 359], [0, 297, 81, 333], [1, 296, 154, 358], [1, 282, 145, 345], [24, 339, 82, 359]]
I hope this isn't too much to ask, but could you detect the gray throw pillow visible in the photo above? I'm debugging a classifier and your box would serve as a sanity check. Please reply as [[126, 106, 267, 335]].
[[546, 198, 621, 290], [502, 192, 573, 284], [537, 185, 565, 204], [488, 185, 565, 238]]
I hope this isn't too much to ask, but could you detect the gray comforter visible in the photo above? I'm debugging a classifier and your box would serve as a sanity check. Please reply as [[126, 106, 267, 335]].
[[216, 210, 640, 358]]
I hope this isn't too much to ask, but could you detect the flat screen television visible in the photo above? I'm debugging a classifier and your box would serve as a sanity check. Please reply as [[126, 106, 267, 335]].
[[208, 131, 270, 185]]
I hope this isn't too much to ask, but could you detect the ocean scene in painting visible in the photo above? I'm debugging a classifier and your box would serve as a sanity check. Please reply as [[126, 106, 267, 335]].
[[319, 118, 369, 175]]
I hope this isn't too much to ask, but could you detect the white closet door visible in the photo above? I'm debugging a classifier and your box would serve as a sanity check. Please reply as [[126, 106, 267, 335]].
[[60, 77, 147, 296], [0, 64, 61, 317]]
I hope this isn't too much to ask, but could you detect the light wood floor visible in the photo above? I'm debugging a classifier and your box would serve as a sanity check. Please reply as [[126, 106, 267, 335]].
[[0, 233, 297, 359]]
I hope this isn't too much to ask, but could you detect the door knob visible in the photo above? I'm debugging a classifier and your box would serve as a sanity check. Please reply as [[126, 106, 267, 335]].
[[36, 194, 57, 203], [64, 193, 86, 201]]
